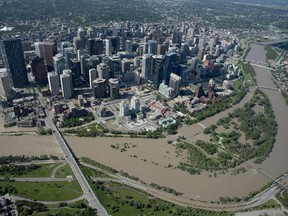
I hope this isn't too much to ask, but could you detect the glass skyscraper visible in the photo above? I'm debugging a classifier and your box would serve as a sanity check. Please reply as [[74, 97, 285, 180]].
[[0, 38, 28, 88]]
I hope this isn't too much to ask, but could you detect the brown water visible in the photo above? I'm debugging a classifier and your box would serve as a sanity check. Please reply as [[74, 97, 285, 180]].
[[246, 44, 288, 176], [65, 44, 288, 202], [0, 135, 63, 158]]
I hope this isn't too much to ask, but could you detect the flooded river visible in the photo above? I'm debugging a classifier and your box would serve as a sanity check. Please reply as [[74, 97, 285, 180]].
[[66, 44, 288, 202]]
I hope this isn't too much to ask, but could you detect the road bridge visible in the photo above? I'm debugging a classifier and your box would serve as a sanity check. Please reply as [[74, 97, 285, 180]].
[[250, 63, 276, 71], [258, 86, 279, 91]]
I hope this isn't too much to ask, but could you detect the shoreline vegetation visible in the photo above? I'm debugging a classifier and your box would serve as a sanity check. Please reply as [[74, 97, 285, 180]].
[[177, 89, 277, 174]]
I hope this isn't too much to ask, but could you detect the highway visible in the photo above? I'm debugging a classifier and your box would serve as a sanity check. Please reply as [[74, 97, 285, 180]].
[[45, 112, 109, 216]]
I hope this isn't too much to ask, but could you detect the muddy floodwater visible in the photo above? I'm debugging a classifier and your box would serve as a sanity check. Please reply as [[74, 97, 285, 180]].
[[0, 43, 285, 204], [66, 44, 288, 201], [0, 135, 63, 158]]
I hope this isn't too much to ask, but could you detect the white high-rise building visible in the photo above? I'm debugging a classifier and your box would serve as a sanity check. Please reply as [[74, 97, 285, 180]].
[[131, 96, 141, 113], [48, 72, 59, 96], [169, 73, 181, 96], [105, 39, 112, 56], [60, 73, 73, 99], [142, 54, 152, 79], [119, 100, 129, 117], [89, 68, 97, 88]]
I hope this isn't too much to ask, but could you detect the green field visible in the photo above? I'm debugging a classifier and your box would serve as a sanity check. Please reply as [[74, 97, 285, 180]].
[[276, 191, 288, 208], [241, 199, 280, 212], [55, 164, 74, 178], [0, 163, 60, 178], [80, 164, 112, 179], [15, 199, 95, 216], [79, 164, 232, 216], [0, 181, 83, 201], [89, 181, 232, 216]]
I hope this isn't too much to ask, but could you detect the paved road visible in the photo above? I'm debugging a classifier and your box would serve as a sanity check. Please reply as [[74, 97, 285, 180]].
[[45, 112, 109, 216], [81, 161, 288, 212], [12, 160, 66, 166], [243, 186, 280, 209], [0, 177, 72, 182], [235, 209, 285, 216], [91, 177, 147, 191], [4, 194, 85, 205], [51, 163, 66, 178]]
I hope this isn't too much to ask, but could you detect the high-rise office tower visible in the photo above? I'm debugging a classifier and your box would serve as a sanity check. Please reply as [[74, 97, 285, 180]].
[[73, 37, 82, 52], [53, 53, 66, 81], [0, 38, 28, 88], [119, 100, 129, 117], [134, 57, 141, 68], [87, 39, 96, 56], [63, 47, 75, 69], [70, 58, 81, 79], [172, 31, 183, 44], [77, 27, 86, 49], [180, 43, 190, 61], [112, 23, 121, 36], [163, 52, 177, 84], [43, 39, 57, 71], [38, 31, 43, 42], [151, 55, 165, 89], [109, 78, 119, 99], [95, 38, 103, 55], [148, 40, 157, 55], [60, 73, 73, 99], [0, 69, 14, 99], [89, 68, 97, 88], [105, 39, 112, 56], [169, 73, 181, 96], [125, 40, 132, 53], [34, 42, 45, 58], [130, 96, 141, 113], [80, 54, 90, 81], [87, 26, 94, 39], [157, 44, 167, 55], [60, 41, 72, 54], [21, 39, 31, 51], [31, 56, 47, 84], [97, 63, 110, 80], [110, 36, 120, 53], [142, 54, 152, 79], [77, 49, 88, 62], [143, 42, 149, 54], [92, 78, 107, 99], [191, 57, 199, 71], [48, 72, 59, 96], [121, 59, 131, 73], [89, 55, 100, 68], [107, 57, 121, 78]]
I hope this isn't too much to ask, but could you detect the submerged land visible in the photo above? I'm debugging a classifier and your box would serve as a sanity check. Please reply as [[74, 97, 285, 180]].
[[0, 0, 288, 215]]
